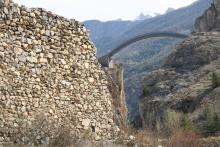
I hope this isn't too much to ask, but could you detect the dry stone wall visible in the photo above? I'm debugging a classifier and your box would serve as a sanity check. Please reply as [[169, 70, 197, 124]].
[[0, 0, 117, 142]]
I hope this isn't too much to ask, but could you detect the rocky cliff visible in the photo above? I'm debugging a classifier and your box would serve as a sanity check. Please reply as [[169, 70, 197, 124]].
[[195, 0, 220, 32], [105, 64, 128, 128], [139, 0, 220, 133], [0, 0, 117, 143]]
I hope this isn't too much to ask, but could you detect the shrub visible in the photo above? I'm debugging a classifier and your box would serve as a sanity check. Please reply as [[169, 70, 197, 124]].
[[156, 119, 162, 134], [182, 114, 196, 131], [142, 85, 150, 96], [163, 109, 181, 135], [168, 130, 202, 147], [200, 104, 220, 136], [211, 73, 220, 88], [12, 113, 80, 147], [13, 114, 54, 146], [49, 125, 78, 147]]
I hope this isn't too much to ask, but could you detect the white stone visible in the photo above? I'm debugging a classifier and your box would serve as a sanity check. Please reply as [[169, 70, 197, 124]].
[[46, 30, 50, 36], [96, 102, 101, 107], [95, 135, 101, 141], [23, 43, 28, 48], [129, 135, 135, 140], [14, 123, 19, 127], [4, 8, 8, 14], [85, 62, 89, 69], [27, 56, 38, 63], [60, 59, 66, 65], [18, 27, 23, 32], [39, 58, 47, 63], [49, 109, 53, 114], [14, 48, 23, 55], [40, 30, 45, 35], [30, 12, 35, 17], [27, 38, 32, 44], [0, 52, 4, 57], [88, 77, 95, 83], [82, 119, 91, 127], [21, 106, 26, 112], [47, 53, 53, 59]]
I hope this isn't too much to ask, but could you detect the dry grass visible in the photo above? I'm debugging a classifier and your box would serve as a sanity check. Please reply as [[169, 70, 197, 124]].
[[168, 130, 202, 147], [114, 126, 156, 147], [134, 130, 156, 147], [48, 125, 78, 147]]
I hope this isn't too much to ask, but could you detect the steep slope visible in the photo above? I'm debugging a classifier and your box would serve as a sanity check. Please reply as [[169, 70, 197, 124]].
[[140, 32, 220, 132], [139, 0, 220, 134]]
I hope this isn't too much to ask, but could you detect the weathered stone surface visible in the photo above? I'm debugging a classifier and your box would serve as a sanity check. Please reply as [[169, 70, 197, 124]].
[[0, 0, 117, 142], [106, 64, 128, 128], [140, 32, 220, 130], [194, 0, 220, 32], [82, 119, 91, 127]]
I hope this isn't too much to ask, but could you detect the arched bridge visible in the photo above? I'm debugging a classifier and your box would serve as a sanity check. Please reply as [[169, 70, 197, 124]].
[[98, 32, 189, 67]]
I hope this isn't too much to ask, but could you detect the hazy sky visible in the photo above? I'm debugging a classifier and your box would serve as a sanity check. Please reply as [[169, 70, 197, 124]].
[[14, 0, 197, 21]]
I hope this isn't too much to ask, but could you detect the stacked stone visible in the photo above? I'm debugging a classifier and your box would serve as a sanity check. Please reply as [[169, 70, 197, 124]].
[[0, 0, 116, 142]]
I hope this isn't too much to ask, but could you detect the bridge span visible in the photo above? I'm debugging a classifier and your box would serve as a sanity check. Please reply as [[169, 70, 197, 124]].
[[98, 32, 189, 67]]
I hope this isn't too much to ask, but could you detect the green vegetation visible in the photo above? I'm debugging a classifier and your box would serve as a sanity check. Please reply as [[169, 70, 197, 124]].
[[142, 85, 151, 96], [182, 114, 196, 131], [200, 104, 220, 136], [212, 73, 220, 88], [163, 109, 182, 134]]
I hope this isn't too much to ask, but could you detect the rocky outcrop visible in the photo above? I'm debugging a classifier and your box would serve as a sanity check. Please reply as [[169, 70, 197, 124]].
[[105, 64, 128, 128], [139, 32, 220, 129], [165, 32, 220, 72], [0, 0, 118, 143], [139, 0, 220, 130], [194, 0, 220, 32]]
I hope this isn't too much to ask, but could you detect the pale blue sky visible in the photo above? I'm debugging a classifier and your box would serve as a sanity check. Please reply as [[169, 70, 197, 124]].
[[14, 0, 197, 21]]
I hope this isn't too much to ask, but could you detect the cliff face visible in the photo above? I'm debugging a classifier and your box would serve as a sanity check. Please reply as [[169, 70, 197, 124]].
[[0, 0, 117, 142], [105, 64, 128, 128], [140, 0, 220, 131], [194, 0, 220, 32]]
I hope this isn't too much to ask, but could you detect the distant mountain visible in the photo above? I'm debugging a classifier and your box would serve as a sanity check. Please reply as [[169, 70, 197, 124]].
[[135, 13, 152, 21], [165, 7, 175, 14], [84, 0, 213, 121], [84, 20, 141, 56]]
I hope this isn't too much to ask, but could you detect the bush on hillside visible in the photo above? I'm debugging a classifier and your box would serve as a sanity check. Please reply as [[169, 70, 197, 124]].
[[142, 85, 151, 96], [200, 104, 220, 136], [212, 73, 220, 88], [182, 114, 196, 131], [163, 109, 182, 135], [168, 130, 202, 147]]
